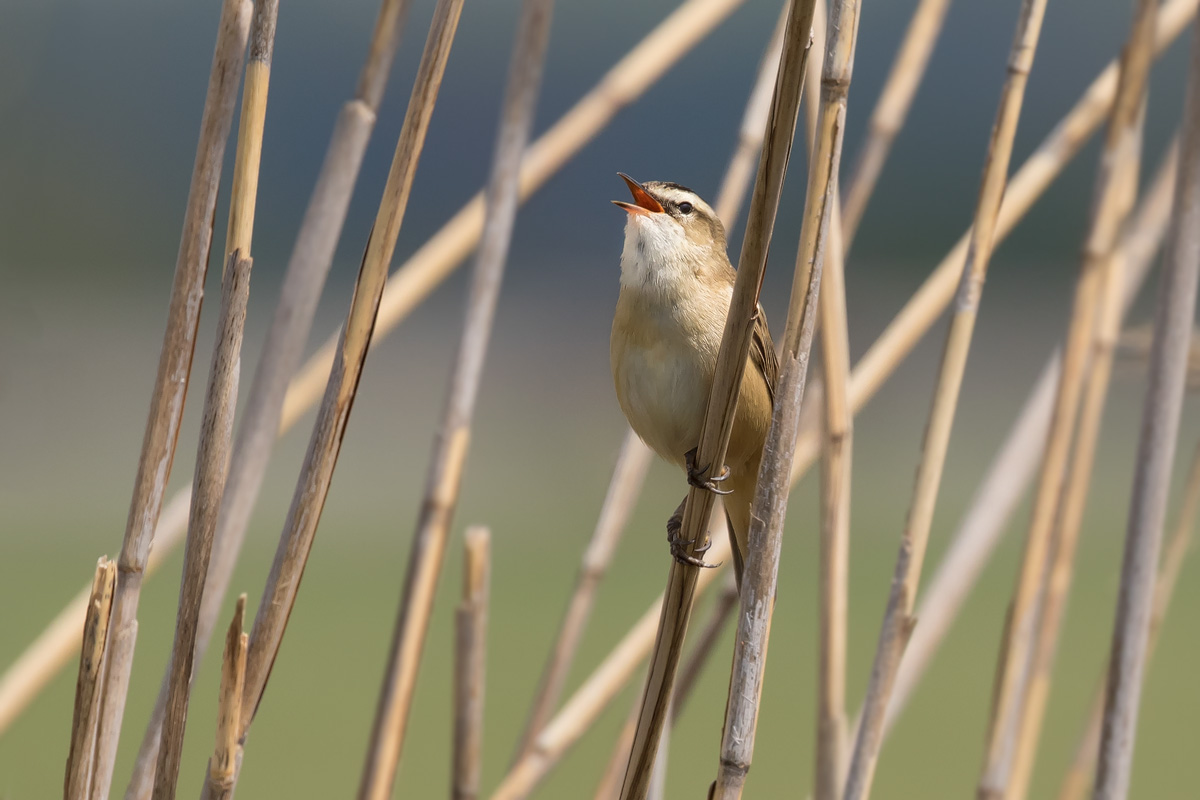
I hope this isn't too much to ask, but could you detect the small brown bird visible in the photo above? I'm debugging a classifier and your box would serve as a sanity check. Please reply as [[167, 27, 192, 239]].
[[610, 174, 777, 587]]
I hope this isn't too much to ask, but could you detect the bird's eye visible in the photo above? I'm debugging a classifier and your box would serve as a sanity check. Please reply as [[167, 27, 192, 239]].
[[678, 201, 693, 214]]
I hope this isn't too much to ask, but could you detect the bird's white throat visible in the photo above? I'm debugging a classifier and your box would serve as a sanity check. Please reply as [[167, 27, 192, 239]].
[[619, 214, 703, 293]]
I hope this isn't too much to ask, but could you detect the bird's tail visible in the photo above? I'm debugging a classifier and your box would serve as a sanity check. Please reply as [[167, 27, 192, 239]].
[[722, 464, 761, 593]]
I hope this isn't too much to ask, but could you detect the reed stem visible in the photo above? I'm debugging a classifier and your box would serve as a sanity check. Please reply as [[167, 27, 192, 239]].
[[152, 250, 253, 800], [357, 2, 552, 796], [64, 558, 116, 800], [840, 0, 953, 248], [201, 596, 246, 800], [1057, 438, 1200, 800], [1093, 19, 1200, 797], [977, 2, 1159, 793], [215, 6, 463, 796], [843, 0, 1050, 796], [453, 528, 491, 800], [88, 3, 252, 795]]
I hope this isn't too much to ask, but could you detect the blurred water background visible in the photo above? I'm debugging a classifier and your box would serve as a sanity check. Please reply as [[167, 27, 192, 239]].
[[1, 0, 1197, 796]]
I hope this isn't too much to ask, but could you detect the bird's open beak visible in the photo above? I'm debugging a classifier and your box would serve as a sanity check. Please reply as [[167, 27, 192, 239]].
[[612, 173, 664, 216]]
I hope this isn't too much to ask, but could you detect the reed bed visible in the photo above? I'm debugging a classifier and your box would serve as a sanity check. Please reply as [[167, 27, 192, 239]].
[[7, 0, 1200, 797]]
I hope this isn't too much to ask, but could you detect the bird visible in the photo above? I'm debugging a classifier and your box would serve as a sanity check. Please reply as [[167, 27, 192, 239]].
[[609, 174, 777, 589]]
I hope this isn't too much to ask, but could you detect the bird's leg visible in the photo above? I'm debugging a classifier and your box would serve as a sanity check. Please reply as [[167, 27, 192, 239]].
[[666, 495, 717, 568], [685, 447, 733, 495]]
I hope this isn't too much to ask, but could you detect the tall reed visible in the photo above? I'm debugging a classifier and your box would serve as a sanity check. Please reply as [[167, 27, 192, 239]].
[[1093, 18, 1200, 797], [358, 1, 553, 796], [843, 0, 1051, 795], [88, 3, 252, 795]]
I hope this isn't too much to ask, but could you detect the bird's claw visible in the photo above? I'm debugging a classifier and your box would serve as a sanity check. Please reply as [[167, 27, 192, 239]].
[[685, 447, 733, 495], [666, 504, 718, 569]]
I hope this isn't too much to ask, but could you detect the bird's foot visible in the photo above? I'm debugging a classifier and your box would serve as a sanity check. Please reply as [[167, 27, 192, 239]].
[[666, 498, 718, 569], [685, 447, 733, 495]]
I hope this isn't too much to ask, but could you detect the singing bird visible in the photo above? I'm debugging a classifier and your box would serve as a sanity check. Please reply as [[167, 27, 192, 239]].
[[610, 174, 777, 588]]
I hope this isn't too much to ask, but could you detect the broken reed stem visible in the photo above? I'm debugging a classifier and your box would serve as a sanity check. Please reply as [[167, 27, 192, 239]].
[[512, 433, 652, 762], [229, 2, 464, 791], [843, 0, 1051, 797], [840, 0, 953, 248], [203, 596, 247, 800], [870, 138, 1179, 745], [978, 3, 1159, 794], [785, 0, 1199, 492], [713, 1, 859, 797], [64, 558, 116, 800], [1057, 438, 1200, 800], [88, 2, 252, 796], [357, 2, 552, 797], [453, 528, 491, 800], [618, 3, 817, 796], [1094, 21, 1200, 797], [513, 12, 784, 763], [490, 538, 732, 800], [1003, 110, 1148, 800], [0, 0, 755, 748], [127, 0, 403, 794], [153, 251, 254, 800]]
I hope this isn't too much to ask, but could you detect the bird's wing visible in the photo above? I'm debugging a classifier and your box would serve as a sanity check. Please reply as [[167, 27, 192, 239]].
[[750, 303, 779, 404]]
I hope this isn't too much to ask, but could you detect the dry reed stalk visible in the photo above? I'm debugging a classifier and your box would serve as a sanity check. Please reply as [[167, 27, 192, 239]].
[[0, 0, 756, 748], [453, 528, 491, 800], [619, 2, 817, 795], [1003, 113, 1148, 800], [591, 517, 735, 800], [1056, 438, 1200, 800], [512, 433, 652, 763], [842, 0, 1051, 796], [712, 0, 859, 795], [145, 24, 274, 768], [840, 0, 952, 247], [202, 595, 246, 800], [87, 2, 252, 796], [816, 199, 851, 800], [6, 0, 1196, 746], [977, 3, 1159, 794], [127, 0, 401, 794], [513, 11, 786, 761], [785, 0, 1199, 492], [1093, 21, 1200, 797], [802, 5, 853, 792], [357, 2, 552, 797], [866, 138, 1179, 746], [64, 558, 116, 800], [152, 251, 253, 800], [491, 537, 732, 800], [672, 571, 739, 721], [227, 1, 464, 791]]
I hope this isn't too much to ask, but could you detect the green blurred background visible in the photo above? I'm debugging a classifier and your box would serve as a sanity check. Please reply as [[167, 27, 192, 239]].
[[1, 0, 1198, 796]]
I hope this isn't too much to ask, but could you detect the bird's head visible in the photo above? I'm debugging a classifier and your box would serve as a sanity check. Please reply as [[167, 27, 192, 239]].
[[612, 174, 728, 289]]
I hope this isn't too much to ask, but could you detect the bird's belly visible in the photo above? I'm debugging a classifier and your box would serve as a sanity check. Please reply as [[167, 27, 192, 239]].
[[614, 343, 709, 466]]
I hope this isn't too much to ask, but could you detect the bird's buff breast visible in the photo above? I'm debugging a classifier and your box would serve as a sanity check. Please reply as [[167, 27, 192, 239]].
[[610, 291, 716, 466]]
